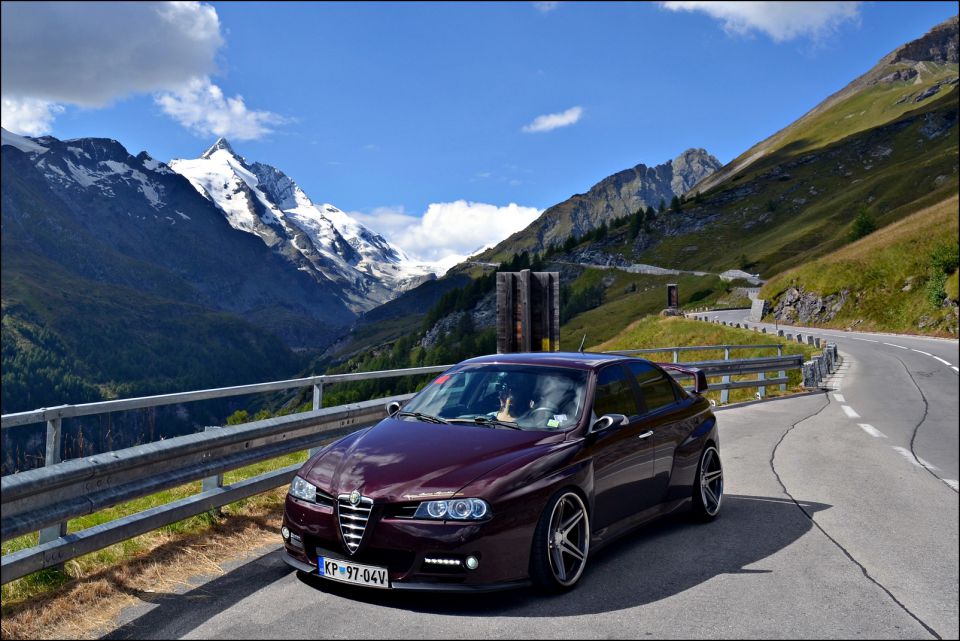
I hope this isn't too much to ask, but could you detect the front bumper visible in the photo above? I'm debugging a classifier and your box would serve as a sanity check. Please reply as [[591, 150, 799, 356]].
[[282, 551, 530, 592], [282, 494, 535, 591]]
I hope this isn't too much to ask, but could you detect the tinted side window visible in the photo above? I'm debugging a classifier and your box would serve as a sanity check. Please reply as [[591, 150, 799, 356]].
[[627, 361, 677, 413], [593, 365, 640, 418]]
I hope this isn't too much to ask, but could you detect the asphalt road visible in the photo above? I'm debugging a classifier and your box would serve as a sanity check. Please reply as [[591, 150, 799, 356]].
[[105, 317, 959, 640]]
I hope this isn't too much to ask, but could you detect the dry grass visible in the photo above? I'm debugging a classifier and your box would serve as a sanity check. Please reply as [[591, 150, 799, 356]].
[[0, 490, 287, 641], [810, 194, 958, 264]]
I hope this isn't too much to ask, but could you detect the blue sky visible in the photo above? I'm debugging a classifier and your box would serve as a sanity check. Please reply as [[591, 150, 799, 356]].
[[2, 1, 957, 261]]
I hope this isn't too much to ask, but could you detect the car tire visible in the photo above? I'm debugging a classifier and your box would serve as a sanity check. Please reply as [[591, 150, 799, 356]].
[[691, 444, 723, 521], [529, 489, 590, 593]]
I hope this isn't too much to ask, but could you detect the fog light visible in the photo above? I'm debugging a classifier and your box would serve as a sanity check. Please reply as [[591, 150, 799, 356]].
[[465, 556, 479, 570], [281, 526, 290, 540]]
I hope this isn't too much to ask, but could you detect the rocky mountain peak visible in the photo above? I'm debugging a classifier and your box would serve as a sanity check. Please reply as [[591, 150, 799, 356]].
[[892, 14, 958, 64], [201, 137, 237, 159], [671, 148, 723, 196]]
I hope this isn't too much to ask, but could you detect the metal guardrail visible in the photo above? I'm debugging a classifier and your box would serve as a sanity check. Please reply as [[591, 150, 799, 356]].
[[685, 314, 841, 391], [0, 365, 452, 429], [0, 343, 819, 585], [0, 363, 450, 578], [608, 343, 803, 402], [0, 394, 414, 584]]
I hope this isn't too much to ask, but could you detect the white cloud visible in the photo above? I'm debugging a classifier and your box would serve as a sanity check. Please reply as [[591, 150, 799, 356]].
[[660, 1, 861, 42], [0, 1, 283, 139], [351, 201, 542, 263], [155, 77, 287, 141], [1, 2, 221, 105], [533, 2, 560, 13], [0, 98, 64, 136], [522, 106, 583, 133]]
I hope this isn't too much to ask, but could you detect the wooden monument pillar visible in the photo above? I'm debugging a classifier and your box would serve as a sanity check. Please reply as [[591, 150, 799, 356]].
[[496, 270, 560, 353]]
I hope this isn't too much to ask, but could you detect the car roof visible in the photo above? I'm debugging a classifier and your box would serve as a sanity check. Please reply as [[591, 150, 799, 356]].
[[458, 351, 641, 371]]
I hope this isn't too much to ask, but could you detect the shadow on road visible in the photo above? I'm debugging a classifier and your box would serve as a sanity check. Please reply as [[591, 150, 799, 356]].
[[105, 494, 827, 638], [296, 494, 829, 617]]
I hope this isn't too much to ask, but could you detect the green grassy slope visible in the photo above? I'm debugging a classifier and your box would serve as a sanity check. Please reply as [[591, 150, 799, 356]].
[[759, 195, 959, 335], [557, 268, 751, 351], [594, 316, 815, 405], [1, 248, 300, 413], [638, 87, 958, 277], [694, 16, 959, 193]]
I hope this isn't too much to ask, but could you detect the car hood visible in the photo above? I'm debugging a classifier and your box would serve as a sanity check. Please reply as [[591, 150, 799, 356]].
[[303, 417, 563, 502]]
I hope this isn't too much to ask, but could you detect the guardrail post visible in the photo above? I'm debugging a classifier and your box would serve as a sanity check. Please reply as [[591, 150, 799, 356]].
[[777, 345, 786, 392], [38, 418, 68, 550], [757, 371, 766, 398], [201, 425, 224, 517], [720, 347, 731, 405], [309, 381, 325, 456], [672, 349, 679, 364]]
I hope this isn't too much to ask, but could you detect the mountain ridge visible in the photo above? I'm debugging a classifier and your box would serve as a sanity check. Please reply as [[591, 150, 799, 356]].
[[693, 15, 959, 196], [465, 147, 721, 265]]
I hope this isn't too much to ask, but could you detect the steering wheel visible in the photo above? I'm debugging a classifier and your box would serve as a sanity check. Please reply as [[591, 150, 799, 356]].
[[526, 405, 561, 421]]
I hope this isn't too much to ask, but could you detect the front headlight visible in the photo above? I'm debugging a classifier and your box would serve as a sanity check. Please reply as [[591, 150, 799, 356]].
[[413, 498, 490, 520], [289, 476, 317, 502]]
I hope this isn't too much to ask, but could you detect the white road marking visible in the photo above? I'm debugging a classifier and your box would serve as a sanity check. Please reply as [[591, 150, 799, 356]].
[[841, 405, 860, 419], [933, 356, 952, 366], [832, 393, 846, 402], [945, 480, 960, 491], [952, 366, 959, 373], [892, 446, 922, 467], [883, 342, 908, 350], [858, 423, 886, 438], [890, 446, 941, 471], [911, 349, 932, 356], [850, 337, 879, 343]]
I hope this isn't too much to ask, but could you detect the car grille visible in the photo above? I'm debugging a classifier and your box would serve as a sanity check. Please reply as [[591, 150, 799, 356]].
[[337, 494, 373, 554], [315, 489, 335, 508]]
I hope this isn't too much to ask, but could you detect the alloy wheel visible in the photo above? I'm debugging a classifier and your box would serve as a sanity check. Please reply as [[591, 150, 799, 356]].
[[699, 446, 723, 516], [546, 492, 590, 586]]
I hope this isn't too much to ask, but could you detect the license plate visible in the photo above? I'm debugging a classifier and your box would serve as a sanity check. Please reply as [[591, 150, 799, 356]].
[[317, 556, 390, 589]]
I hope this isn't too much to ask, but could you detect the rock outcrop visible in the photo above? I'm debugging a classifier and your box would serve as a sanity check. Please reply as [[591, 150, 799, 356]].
[[772, 287, 850, 324]]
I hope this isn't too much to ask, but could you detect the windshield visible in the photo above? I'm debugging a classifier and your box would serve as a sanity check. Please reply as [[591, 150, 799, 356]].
[[401, 364, 589, 431]]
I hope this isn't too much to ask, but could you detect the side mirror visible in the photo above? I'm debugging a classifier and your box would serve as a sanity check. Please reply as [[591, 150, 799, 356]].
[[385, 401, 402, 417], [590, 413, 627, 434]]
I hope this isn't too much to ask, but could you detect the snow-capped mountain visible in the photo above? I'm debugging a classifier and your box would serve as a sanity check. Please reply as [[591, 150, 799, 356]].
[[1, 127, 356, 348], [170, 139, 436, 313]]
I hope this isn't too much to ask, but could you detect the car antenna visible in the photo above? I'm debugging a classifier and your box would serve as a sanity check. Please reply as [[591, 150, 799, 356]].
[[578, 334, 587, 353]]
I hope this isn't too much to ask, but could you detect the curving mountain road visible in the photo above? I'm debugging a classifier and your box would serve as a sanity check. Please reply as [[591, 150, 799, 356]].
[[104, 316, 958, 640]]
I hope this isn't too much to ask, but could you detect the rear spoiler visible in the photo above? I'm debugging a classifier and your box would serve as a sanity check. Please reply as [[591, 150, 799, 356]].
[[656, 363, 709, 394]]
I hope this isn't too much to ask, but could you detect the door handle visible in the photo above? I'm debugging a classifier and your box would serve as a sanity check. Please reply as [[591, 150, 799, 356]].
[[638, 430, 654, 440]]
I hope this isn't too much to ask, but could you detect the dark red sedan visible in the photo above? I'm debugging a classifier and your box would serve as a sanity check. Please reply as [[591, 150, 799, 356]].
[[281, 351, 721, 593]]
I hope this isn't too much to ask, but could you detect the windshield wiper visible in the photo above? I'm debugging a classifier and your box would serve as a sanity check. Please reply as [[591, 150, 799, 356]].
[[396, 411, 449, 424], [466, 416, 523, 431]]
